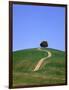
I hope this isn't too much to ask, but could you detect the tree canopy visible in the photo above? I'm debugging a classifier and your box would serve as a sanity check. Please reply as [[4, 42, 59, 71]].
[[40, 41, 48, 48]]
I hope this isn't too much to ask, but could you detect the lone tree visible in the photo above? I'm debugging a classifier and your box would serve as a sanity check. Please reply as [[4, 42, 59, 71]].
[[40, 41, 48, 48]]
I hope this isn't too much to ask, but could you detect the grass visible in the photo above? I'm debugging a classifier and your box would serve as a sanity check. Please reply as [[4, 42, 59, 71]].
[[13, 48, 66, 87]]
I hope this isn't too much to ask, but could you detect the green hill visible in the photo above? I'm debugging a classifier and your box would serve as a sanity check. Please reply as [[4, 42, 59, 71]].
[[13, 48, 66, 87]]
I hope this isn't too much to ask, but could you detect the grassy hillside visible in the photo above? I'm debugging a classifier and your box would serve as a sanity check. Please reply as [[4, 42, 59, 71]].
[[13, 48, 66, 87]]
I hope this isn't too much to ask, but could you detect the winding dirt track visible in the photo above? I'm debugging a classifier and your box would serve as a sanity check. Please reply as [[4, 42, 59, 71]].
[[33, 48, 52, 71]]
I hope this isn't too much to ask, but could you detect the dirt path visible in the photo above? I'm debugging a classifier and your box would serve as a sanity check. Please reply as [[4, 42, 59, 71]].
[[33, 48, 52, 71]]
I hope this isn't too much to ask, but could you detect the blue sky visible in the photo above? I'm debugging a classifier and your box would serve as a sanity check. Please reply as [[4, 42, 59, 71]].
[[13, 4, 65, 51]]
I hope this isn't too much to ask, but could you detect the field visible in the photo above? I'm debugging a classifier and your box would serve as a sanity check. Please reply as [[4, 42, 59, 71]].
[[13, 48, 66, 87]]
